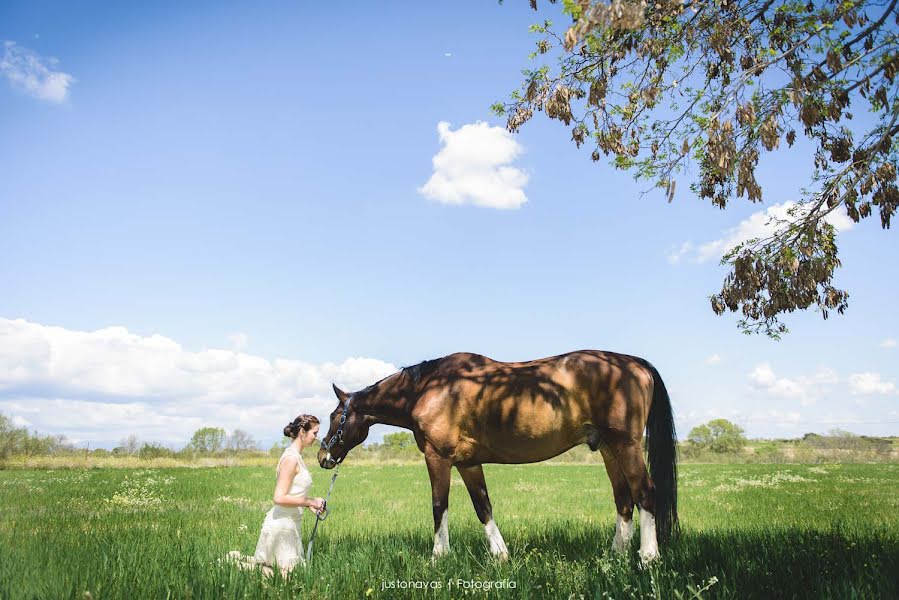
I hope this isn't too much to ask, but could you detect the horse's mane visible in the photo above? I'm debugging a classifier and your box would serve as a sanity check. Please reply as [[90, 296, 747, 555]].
[[352, 357, 443, 398], [400, 357, 443, 384]]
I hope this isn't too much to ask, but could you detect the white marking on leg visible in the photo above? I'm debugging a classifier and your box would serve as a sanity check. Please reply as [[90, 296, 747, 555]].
[[612, 514, 634, 553], [484, 518, 509, 560], [432, 510, 449, 557], [639, 509, 659, 565]]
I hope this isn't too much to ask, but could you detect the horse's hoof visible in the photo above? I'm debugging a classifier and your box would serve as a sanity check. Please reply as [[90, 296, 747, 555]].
[[639, 550, 659, 567]]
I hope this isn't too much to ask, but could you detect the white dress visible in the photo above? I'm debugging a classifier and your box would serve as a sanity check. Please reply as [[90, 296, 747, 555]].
[[226, 446, 313, 572]]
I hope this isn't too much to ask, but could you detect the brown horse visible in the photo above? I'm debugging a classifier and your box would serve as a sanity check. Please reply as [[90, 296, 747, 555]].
[[317, 350, 678, 563]]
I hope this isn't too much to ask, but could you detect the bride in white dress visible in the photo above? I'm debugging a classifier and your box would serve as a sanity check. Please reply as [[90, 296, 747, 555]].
[[225, 414, 325, 577]]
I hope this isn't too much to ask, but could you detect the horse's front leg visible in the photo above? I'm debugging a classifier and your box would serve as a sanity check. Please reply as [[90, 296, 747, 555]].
[[424, 445, 452, 559], [457, 464, 509, 561]]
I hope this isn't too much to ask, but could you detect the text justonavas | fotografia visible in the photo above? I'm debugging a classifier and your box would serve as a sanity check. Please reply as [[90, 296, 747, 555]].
[[380, 579, 517, 591]]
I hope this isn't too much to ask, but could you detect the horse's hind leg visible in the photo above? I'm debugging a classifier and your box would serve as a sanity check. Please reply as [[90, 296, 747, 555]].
[[605, 438, 659, 564], [457, 464, 509, 561], [598, 446, 635, 554], [424, 445, 452, 559]]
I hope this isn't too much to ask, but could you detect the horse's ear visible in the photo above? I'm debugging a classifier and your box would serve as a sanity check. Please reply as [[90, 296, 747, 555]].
[[332, 384, 348, 403]]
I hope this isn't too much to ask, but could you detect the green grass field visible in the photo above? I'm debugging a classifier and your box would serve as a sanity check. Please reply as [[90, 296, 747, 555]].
[[1, 462, 897, 599]]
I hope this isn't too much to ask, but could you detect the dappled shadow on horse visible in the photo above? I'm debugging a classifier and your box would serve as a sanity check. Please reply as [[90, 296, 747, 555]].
[[317, 350, 679, 565]]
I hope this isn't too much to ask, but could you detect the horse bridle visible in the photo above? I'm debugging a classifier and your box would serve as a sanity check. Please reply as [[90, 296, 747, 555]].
[[321, 394, 353, 463]]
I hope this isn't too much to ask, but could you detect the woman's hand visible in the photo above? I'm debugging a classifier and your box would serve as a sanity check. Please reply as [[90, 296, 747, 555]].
[[307, 497, 325, 513]]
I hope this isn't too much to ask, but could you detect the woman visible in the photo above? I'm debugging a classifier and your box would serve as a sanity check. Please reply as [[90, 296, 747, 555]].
[[225, 414, 326, 577]]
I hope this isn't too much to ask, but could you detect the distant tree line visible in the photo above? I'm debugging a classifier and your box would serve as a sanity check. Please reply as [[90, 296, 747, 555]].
[[0, 412, 894, 465], [0, 411, 282, 463], [680, 419, 894, 461], [325, 431, 416, 460], [104, 426, 269, 459], [0, 413, 73, 461], [801, 429, 893, 454]]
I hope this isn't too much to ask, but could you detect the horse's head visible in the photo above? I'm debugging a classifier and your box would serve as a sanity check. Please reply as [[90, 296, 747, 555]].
[[317, 383, 371, 469]]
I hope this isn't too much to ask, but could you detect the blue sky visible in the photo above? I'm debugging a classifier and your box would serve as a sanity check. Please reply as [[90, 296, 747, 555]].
[[1, 0, 897, 450]]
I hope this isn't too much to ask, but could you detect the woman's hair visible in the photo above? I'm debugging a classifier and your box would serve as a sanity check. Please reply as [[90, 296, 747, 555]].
[[283, 414, 320, 439]]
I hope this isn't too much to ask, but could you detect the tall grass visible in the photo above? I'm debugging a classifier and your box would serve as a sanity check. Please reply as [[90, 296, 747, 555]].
[[1, 463, 896, 598]]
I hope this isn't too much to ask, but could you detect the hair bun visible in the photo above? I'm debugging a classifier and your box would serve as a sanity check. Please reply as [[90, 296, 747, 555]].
[[283, 413, 320, 439]]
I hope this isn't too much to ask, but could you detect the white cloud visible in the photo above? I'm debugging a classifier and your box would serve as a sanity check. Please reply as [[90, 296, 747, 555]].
[[749, 363, 804, 399], [847, 372, 897, 396], [811, 367, 840, 386], [1, 41, 74, 103], [748, 363, 838, 406], [418, 121, 529, 209], [0, 317, 398, 446], [705, 353, 722, 365], [666, 241, 693, 265], [227, 332, 249, 351], [748, 363, 775, 387], [880, 338, 897, 349], [673, 201, 855, 264], [444, 52, 453, 57]]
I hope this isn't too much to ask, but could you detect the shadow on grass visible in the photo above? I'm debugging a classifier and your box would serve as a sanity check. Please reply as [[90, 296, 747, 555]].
[[307, 523, 898, 599]]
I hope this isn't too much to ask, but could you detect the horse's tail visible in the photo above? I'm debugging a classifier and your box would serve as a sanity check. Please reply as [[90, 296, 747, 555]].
[[643, 362, 679, 544]]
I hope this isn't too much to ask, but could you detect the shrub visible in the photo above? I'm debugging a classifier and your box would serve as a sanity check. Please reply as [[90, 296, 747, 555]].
[[138, 443, 174, 460], [688, 419, 747, 454]]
